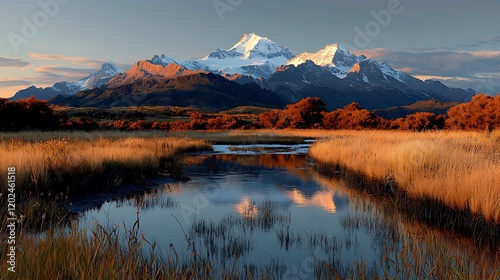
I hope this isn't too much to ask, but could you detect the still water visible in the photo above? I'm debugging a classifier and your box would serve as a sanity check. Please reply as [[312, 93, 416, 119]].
[[75, 143, 496, 277]]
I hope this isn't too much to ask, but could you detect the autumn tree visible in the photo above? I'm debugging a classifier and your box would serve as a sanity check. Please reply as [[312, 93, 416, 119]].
[[0, 97, 60, 131], [129, 120, 153, 130], [259, 110, 281, 129], [323, 102, 385, 130], [259, 97, 327, 129], [63, 117, 100, 131], [446, 94, 500, 130], [109, 120, 131, 130], [189, 112, 208, 130], [151, 121, 170, 130], [285, 97, 327, 129], [391, 112, 445, 131]]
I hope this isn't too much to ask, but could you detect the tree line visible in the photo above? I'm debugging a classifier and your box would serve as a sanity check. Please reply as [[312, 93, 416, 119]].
[[0, 94, 498, 131]]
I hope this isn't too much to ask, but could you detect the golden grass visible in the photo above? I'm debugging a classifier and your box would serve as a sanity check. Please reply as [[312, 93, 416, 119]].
[[165, 130, 306, 144], [310, 171, 500, 279], [0, 130, 498, 278], [309, 130, 500, 223], [0, 131, 211, 194], [0, 222, 237, 280]]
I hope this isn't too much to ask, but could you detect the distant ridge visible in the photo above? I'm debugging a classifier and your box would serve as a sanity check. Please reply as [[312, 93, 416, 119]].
[[45, 33, 475, 110], [10, 62, 122, 101]]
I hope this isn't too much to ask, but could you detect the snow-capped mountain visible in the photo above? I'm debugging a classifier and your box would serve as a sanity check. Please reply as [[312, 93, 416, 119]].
[[46, 33, 475, 111], [51, 69, 286, 110], [287, 44, 366, 78], [10, 62, 123, 101], [265, 56, 474, 110], [75, 62, 123, 89], [149, 33, 295, 78]]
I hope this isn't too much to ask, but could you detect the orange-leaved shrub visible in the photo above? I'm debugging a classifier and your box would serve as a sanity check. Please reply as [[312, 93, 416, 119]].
[[323, 102, 387, 130], [0, 97, 61, 131], [446, 93, 500, 130], [390, 112, 445, 131], [260, 97, 327, 129]]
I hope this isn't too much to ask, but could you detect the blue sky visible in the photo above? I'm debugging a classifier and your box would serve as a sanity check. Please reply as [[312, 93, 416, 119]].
[[1, 0, 499, 97]]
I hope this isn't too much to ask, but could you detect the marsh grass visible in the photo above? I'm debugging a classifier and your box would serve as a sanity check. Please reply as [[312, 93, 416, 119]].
[[2, 129, 499, 278], [310, 172, 499, 279], [308, 130, 500, 244], [0, 131, 211, 228], [0, 219, 252, 280], [0, 199, 294, 279], [1, 181, 498, 279], [0, 131, 211, 195]]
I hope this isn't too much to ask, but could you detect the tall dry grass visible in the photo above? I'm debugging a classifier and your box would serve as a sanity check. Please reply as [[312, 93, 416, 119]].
[[309, 130, 500, 223], [0, 220, 249, 280], [0, 131, 211, 194], [310, 170, 500, 278], [166, 130, 306, 144]]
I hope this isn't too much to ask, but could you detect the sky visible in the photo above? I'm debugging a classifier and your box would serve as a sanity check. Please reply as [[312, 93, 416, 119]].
[[1, 0, 499, 98]]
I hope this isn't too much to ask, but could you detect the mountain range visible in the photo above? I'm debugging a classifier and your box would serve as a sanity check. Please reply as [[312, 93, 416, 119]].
[[13, 33, 476, 111], [10, 62, 123, 101]]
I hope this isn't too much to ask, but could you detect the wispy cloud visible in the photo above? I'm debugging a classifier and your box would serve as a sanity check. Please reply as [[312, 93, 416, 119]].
[[353, 47, 500, 93], [358, 48, 500, 77], [0, 69, 92, 89], [0, 57, 30, 68], [0, 79, 33, 87], [461, 35, 500, 48], [35, 66, 96, 78], [413, 75, 472, 82], [29, 53, 104, 68]]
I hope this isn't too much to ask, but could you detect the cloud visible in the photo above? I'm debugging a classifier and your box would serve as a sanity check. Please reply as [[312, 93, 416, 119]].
[[0, 79, 33, 87], [0, 57, 30, 68], [29, 53, 104, 68], [0, 67, 94, 90], [461, 35, 500, 48], [35, 66, 96, 78], [353, 47, 500, 93]]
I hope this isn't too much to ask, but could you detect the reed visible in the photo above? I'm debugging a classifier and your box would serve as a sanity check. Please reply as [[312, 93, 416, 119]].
[[0, 219, 255, 280], [0, 131, 211, 195], [309, 130, 500, 243], [0, 131, 211, 227], [1, 195, 497, 279]]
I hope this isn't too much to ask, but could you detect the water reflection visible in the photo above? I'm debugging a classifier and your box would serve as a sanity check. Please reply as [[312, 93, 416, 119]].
[[181, 153, 344, 216], [234, 196, 258, 218], [286, 189, 337, 213], [76, 147, 498, 278]]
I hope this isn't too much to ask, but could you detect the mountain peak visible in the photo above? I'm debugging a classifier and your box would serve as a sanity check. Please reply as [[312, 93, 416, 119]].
[[287, 43, 358, 67], [127, 60, 189, 78], [107, 60, 209, 87], [97, 62, 123, 76], [286, 43, 365, 78], [195, 33, 295, 78], [230, 33, 267, 55], [150, 54, 178, 66], [227, 33, 294, 60], [9, 61, 122, 100]]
